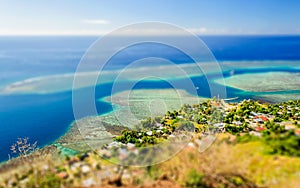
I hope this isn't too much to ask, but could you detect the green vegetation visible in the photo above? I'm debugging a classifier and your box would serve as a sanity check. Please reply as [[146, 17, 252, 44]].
[[226, 100, 300, 157], [114, 99, 300, 158], [263, 129, 300, 156], [114, 129, 158, 146], [2, 99, 300, 188], [185, 169, 206, 188], [114, 99, 225, 147]]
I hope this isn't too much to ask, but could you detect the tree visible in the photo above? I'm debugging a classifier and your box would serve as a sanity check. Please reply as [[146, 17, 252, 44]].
[[178, 120, 195, 132], [10, 137, 38, 159], [141, 117, 155, 130]]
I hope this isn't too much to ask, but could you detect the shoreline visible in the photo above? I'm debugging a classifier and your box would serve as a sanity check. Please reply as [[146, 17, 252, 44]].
[[1, 62, 300, 163], [53, 88, 204, 154], [2, 60, 300, 95], [2, 97, 300, 187], [1, 84, 299, 164]]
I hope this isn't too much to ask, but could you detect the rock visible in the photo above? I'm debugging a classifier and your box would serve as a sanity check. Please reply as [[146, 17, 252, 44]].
[[70, 162, 81, 171], [19, 178, 29, 185], [132, 149, 139, 155], [42, 165, 49, 171], [127, 143, 135, 149], [99, 149, 112, 158], [92, 161, 100, 169], [146, 131, 153, 136], [82, 177, 96, 187], [56, 172, 68, 179], [107, 141, 121, 149], [81, 165, 91, 174], [118, 148, 129, 160], [187, 142, 195, 148], [122, 171, 131, 179], [113, 167, 119, 172]]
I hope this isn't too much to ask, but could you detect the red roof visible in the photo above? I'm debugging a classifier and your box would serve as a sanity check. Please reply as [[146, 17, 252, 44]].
[[256, 127, 265, 131], [259, 116, 269, 121]]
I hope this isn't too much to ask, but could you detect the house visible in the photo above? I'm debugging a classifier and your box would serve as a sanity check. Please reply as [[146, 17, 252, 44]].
[[256, 127, 265, 131], [254, 118, 263, 123], [214, 123, 225, 128], [285, 125, 295, 130], [213, 123, 225, 133], [249, 122, 257, 128], [259, 115, 269, 122], [295, 129, 300, 136], [250, 112, 258, 116], [233, 121, 243, 126]]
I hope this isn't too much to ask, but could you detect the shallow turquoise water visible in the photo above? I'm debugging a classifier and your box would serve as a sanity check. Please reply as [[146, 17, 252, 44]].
[[1, 36, 300, 162]]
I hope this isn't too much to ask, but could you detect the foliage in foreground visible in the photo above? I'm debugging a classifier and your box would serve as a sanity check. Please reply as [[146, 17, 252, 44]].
[[2, 99, 300, 187]]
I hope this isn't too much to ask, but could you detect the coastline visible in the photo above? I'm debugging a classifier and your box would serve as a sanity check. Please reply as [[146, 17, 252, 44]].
[[54, 88, 204, 154], [1, 60, 300, 163], [2, 97, 300, 187]]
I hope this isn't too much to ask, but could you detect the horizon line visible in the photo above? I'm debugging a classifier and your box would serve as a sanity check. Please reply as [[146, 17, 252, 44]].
[[0, 33, 300, 37]]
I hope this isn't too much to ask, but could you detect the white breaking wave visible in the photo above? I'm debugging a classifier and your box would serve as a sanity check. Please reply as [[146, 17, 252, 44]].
[[0, 62, 211, 95], [1, 60, 297, 95]]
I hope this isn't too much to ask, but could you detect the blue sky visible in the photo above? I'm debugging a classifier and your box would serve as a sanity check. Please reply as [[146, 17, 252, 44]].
[[0, 0, 300, 35]]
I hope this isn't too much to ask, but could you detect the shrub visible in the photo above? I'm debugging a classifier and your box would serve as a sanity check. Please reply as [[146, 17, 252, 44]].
[[263, 130, 300, 156], [10, 137, 38, 159], [185, 169, 207, 188]]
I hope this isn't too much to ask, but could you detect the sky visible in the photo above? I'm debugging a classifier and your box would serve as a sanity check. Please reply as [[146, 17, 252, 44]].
[[0, 0, 300, 35]]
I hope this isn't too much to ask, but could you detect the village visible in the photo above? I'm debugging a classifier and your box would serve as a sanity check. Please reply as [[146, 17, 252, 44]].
[[96, 98, 300, 164], [2, 99, 300, 188]]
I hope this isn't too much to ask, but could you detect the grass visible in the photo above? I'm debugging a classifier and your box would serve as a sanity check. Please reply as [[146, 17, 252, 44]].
[[2, 98, 300, 187], [153, 134, 300, 187], [1, 135, 300, 187]]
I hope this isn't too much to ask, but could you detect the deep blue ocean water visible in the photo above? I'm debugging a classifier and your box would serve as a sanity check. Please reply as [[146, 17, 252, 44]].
[[0, 35, 300, 162]]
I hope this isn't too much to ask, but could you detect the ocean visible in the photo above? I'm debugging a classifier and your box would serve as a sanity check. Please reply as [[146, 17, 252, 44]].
[[0, 35, 300, 162]]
